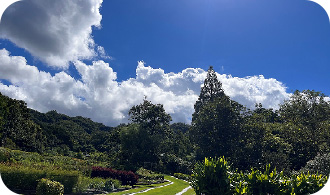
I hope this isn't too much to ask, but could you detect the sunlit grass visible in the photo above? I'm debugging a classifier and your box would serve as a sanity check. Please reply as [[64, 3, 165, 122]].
[[108, 175, 194, 195], [142, 175, 190, 195], [182, 187, 196, 195], [108, 180, 169, 195]]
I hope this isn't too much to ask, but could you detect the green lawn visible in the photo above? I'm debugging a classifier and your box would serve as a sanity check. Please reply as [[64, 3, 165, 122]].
[[109, 175, 195, 195], [142, 176, 190, 195], [182, 187, 196, 195], [109, 180, 170, 195]]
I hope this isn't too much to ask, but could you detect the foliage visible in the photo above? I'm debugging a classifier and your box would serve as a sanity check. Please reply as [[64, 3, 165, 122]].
[[0, 93, 46, 152], [91, 166, 138, 186], [299, 153, 330, 176], [190, 157, 328, 195], [2, 76, 330, 193], [46, 169, 80, 193], [242, 165, 288, 194], [193, 66, 225, 118], [191, 95, 244, 160], [30, 109, 115, 155], [191, 157, 232, 195], [121, 99, 175, 171], [75, 176, 120, 193], [36, 178, 64, 195], [174, 172, 192, 182], [160, 153, 193, 175], [0, 147, 110, 177], [0, 163, 79, 193], [190, 66, 245, 161], [136, 167, 164, 183], [129, 98, 172, 136], [279, 90, 330, 170], [0, 163, 46, 191]]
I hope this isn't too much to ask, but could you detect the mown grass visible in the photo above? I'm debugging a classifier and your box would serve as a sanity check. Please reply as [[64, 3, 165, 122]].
[[182, 187, 196, 195], [143, 176, 190, 195], [108, 175, 194, 195], [109, 181, 170, 195]]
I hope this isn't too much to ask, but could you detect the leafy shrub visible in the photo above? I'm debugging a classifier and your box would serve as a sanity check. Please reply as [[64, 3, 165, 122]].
[[36, 178, 64, 195], [190, 157, 328, 195], [0, 147, 10, 162], [47, 170, 79, 193], [242, 165, 287, 194], [174, 173, 192, 182], [136, 167, 164, 183], [91, 166, 138, 186], [76, 176, 120, 193], [191, 157, 232, 195], [289, 172, 328, 195]]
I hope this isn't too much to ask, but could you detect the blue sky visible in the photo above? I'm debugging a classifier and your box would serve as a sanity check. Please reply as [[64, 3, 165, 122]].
[[0, 0, 329, 125], [96, 0, 330, 94]]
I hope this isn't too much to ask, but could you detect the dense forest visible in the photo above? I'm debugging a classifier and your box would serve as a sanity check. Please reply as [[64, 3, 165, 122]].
[[0, 66, 330, 194]]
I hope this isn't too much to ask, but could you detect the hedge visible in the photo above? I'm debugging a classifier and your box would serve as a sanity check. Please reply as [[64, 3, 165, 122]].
[[0, 163, 79, 193], [174, 173, 192, 182], [75, 176, 121, 193], [136, 167, 164, 183]]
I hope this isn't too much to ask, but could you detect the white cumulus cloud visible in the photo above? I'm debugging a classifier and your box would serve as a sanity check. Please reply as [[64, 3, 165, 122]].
[[0, 0, 103, 68], [0, 50, 291, 126]]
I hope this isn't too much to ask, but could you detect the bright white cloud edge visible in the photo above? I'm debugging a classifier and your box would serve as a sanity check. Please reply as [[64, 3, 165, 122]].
[[0, 0, 103, 68], [0, 49, 290, 126]]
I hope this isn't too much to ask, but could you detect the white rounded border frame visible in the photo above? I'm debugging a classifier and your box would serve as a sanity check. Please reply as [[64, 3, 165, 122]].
[[0, 0, 330, 194]]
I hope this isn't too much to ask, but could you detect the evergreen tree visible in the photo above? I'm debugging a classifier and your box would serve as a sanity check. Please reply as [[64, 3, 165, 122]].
[[190, 66, 244, 161], [193, 66, 225, 121]]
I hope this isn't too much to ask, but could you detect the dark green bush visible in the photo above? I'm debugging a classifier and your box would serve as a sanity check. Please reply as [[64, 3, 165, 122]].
[[76, 176, 121, 193], [299, 153, 330, 176], [174, 172, 192, 182], [36, 178, 64, 195], [136, 167, 164, 183], [0, 147, 10, 162]]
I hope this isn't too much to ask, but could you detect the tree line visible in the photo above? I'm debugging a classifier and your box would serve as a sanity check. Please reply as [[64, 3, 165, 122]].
[[0, 66, 329, 175]]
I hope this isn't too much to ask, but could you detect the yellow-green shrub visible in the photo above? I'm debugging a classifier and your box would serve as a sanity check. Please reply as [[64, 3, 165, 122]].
[[191, 157, 232, 195]]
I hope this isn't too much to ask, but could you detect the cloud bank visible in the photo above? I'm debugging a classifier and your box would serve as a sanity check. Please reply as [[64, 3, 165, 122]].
[[0, 49, 290, 126], [0, 0, 290, 126], [0, 0, 103, 68]]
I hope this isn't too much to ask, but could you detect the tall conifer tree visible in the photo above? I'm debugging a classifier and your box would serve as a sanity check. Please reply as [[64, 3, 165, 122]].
[[193, 66, 225, 121], [191, 66, 243, 160]]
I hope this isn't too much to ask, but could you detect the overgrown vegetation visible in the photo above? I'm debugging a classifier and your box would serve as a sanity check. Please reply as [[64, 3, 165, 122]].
[[191, 157, 328, 195], [0, 66, 329, 194]]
